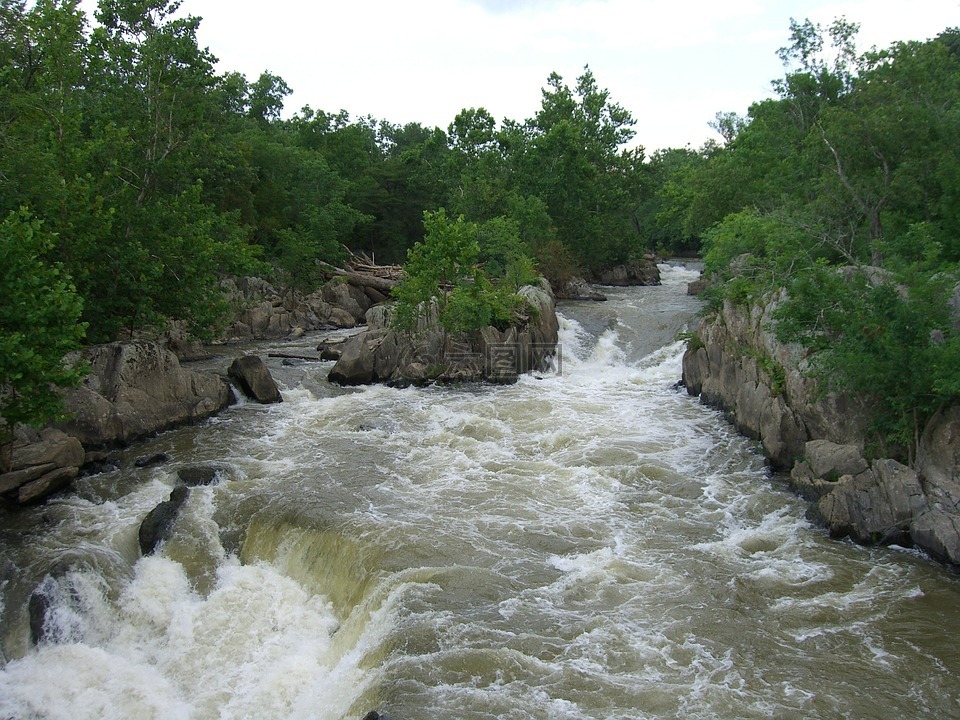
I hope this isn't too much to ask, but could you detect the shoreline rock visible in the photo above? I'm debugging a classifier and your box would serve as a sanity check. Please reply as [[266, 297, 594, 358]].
[[682, 297, 960, 568]]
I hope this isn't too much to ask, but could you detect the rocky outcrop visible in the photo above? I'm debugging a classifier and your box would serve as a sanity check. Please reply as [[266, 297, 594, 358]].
[[220, 277, 371, 343], [0, 342, 232, 505], [683, 297, 960, 567], [56, 342, 232, 449], [586, 255, 661, 286], [329, 280, 560, 386], [228, 355, 283, 404], [682, 297, 865, 469]]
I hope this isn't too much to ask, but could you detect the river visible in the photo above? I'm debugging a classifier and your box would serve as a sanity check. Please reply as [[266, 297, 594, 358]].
[[1, 263, 959, 719]]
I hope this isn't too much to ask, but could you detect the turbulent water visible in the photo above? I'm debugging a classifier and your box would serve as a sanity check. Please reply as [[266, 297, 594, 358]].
[[1, 263, 960, 720]]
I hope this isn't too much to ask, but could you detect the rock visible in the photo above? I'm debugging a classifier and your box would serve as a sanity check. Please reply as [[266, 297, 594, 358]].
[[911, 508, 960, 565], [0, 464, 57, 495], [815, 460, 925, 545], [556, 277, 607, 301], [789, 461, 840, 502], [28, 566, 90, 645], [587, 256, 661, 286], [804, 440, 868, 480], [328, 280, 560, 386], [57, 341, 232, 448], [228, 355, 283, 404], [328, 333, 377, 385], [139, 485, 191, 556], [135, 452, 170, 468], [10, 429, 85, 470], [177, 465, 222, 486], [321, 281, 370, 323], [0, 429, 86, 503], [17, 467, 79, 504], [687, 278, 709, 296]]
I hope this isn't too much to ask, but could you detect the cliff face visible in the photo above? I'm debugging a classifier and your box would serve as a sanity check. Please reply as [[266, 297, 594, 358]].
[[682, 297, 960, 567]]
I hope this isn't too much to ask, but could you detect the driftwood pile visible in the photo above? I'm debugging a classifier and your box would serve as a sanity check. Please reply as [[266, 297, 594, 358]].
[[321, 250, 403, 295]]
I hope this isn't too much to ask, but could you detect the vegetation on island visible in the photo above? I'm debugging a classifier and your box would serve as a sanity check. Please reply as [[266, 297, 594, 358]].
[[2, 0, 960, 462]]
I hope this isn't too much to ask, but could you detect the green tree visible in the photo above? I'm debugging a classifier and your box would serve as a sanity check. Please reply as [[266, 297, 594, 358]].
[[0, 211, 87, 467], [392, 209, 536, 336]]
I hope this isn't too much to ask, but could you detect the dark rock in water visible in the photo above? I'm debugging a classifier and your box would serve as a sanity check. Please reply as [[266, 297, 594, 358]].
[[556, 277, 607, 301], [139, 485, 191, 556], [135, 452, 170, 468], [361, 712, 394, 720], [79, 457, 120, 478], [177, 466, 222, 486], [228, 355, 283, 404], [319, 346, 343, 361], [29, 567, 83, 645], [28, 581, 54, 645]]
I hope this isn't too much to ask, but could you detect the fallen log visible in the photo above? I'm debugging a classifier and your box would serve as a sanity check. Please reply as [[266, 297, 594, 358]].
[[320, 262, 399, 293]]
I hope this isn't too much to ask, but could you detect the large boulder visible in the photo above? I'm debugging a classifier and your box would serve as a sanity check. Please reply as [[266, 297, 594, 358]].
[[587, 256, 661, 286], [228, 355, 283, 403], [815, 459, 926, 546], [56, 341, 232, 448], [556, 277, 607, 301]]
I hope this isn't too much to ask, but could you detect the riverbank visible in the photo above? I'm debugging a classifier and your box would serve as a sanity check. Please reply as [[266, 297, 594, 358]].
[[682, 295, 960, 568]]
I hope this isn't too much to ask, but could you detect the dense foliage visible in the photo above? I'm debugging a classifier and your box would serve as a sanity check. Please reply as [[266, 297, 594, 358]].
[[660, 19, 960, 462], [391, 209, 539, 336], [0, 0, 648, 432]]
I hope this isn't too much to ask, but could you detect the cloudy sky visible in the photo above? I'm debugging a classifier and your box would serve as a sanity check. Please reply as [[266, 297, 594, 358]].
[[83, 0, 958, 151]]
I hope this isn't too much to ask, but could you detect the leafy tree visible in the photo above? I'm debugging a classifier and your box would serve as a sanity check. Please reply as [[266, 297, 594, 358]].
[[518, 67, 645, 270], [392, 209, 537, 336], [0, 211, 87, 467]]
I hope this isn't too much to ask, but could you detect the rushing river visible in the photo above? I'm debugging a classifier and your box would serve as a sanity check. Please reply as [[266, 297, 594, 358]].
[[1, 263, 960, 719]]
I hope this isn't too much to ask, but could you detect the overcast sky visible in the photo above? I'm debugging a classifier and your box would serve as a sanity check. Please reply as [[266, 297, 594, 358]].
[[82, 0, 959, 151]]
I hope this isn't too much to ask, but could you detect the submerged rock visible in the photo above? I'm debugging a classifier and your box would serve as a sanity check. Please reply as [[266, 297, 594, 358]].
[[177, 465, 223, 486], [138, 485, 191, 556], [134, 452, 170, 468]]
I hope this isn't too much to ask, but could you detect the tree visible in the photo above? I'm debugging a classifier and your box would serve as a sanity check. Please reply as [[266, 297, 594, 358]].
[[0, 211, 87, 468], [392, 209, 536, 336], [518, 67, 645, 269]]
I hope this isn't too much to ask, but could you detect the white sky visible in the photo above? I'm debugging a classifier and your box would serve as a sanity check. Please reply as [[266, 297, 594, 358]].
[[81, 0, 959, 151]]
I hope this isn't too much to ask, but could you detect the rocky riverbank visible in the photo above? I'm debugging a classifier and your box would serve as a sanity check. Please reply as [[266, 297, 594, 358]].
[[682, 294, 960, 567]]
